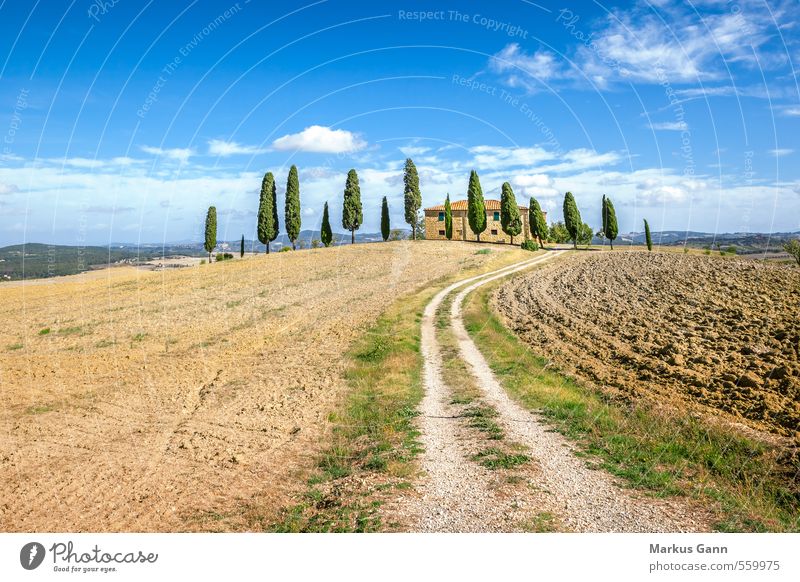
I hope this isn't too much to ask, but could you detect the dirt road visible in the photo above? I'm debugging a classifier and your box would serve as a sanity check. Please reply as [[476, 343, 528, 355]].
[[401, 250, 705, 532]]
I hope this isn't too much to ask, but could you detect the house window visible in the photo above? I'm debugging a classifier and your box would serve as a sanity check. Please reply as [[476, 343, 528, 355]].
[[491, 229, 498, 235], [438, 212, 445, 221], [438, 230, 445, 236], [493, 211, 500, 220]]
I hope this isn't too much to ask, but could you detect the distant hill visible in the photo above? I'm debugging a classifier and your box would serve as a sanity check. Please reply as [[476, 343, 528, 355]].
[[0, 243, 148, 281], [0, 230, 412, 281], [618, 230, 800, 253]]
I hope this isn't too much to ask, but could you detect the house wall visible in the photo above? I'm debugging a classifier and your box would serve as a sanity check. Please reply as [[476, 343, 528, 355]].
[[424, 209, 530, 244]]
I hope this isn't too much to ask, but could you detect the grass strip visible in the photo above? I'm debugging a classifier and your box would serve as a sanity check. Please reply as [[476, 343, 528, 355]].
[[463, 279, 799, 532]]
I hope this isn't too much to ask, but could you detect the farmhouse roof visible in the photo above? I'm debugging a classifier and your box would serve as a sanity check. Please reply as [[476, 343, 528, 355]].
[[424, 199, 527, 211]]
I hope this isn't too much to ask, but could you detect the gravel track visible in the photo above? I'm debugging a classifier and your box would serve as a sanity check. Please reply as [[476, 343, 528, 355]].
[[405, 252, 562, 532], [406, 250, 706, 532]]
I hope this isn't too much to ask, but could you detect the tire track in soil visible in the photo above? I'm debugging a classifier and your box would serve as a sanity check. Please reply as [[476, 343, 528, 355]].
[[399, 252, 563, 532]]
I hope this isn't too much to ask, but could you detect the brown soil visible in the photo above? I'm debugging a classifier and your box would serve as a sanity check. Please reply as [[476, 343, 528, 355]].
[[495, 251, 800, 443], [0, 240, 516, 532]]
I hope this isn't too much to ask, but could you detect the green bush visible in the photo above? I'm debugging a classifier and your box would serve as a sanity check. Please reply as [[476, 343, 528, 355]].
[[278, 246, 292, 253], [520, 239, 539, 252], [215, 252, 234, 261]]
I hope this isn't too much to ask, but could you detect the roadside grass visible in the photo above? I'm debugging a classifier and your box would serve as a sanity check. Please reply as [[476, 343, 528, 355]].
[[7, 342, 23, 351], [463, 279, 799, 533], [269, 249, 532, 532], [269, 287, 429, 532]]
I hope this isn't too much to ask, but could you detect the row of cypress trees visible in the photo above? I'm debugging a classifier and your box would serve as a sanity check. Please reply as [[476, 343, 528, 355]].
[[201, 161, 655, 257]]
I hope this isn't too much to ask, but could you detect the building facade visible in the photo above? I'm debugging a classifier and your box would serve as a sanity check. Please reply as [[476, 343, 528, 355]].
[[424, 199, 545, 244]]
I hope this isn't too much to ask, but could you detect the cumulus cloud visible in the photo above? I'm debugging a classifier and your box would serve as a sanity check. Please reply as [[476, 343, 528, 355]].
[[207, 139, 267, 157], [271, 126, 366, 154]]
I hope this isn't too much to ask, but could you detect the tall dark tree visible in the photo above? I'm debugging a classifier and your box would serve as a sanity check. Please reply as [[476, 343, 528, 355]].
[[342, 169, 363, 244], [601, 194, 607, 242], [529, 197, 548, 248], [467, 170, 486, 242], [644, 219, 653, 252], [321, 202, 333, 247], [403, 158, 422, 240], [285, 165, 301, 250], [444, 193, 453, 240], [240, 234, 245, 258], [380, 196, 390, 242], [204, 206, 217, 261], [602, 196, 619, 249], [500, 182, 522, 244], [562, 191, 582, 249], [257, 171, 279, 254]]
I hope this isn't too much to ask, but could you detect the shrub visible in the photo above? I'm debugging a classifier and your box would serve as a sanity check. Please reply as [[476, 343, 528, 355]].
[[39, 328, 51, 335], [215, 253, 234, 262], [475, 249, 491, 255], [521, 239, 539, 252], [278, 246, 292, 253], [782, 239, 800, 266]]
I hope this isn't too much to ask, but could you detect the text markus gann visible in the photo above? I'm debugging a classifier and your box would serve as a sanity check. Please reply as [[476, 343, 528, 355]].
[[49, 541, 158, 564], [650, 543, 728, 554]]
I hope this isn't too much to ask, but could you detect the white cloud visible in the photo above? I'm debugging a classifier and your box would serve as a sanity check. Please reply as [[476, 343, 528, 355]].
[[271, 126, 366, 154], [207, 139, 267, 157], [0, 182, 19, 195], [140, 146, 194, 162], [782, 107, 800, 117], [569, 0, 791, 86], [488, 44, 564, 91], [649, 121, 689, 131], [398, 145, 431, 157], [768, 148, 793, 157], [469, 145, 554, 169]]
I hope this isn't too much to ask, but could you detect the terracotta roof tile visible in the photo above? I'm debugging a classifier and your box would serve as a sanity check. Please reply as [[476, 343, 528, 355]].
[[425, 199, 528, 211]]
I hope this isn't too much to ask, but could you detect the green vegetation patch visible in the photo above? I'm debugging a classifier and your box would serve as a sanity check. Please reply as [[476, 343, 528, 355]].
[[463, 281, 800, 532], [472, 447, 529, 470], [269, 289, 429, 532]]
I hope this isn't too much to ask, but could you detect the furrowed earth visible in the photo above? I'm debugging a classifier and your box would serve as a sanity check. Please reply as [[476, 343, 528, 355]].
[[0, 241, 521, 532], [494, 251, 800, 445]]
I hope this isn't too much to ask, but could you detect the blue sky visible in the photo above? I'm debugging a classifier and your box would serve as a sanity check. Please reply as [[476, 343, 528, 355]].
[[0, 0, 798, 245]]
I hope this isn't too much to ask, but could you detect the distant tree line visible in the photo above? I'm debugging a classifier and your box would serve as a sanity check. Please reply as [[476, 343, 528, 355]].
[[200, 158, 670, 262]]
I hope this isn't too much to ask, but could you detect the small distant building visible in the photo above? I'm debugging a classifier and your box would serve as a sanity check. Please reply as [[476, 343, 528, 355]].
[[424, 199, 545, 244]]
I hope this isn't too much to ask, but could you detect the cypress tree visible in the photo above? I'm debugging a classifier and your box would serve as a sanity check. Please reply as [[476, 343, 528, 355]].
[[467, 170, 486, 242], [257, 172, 279, 254], [240, 235, 244, 258], [204, 206, 217, 261], [603, 196, 619, 249], [644, 219, 653, 251], [444, 193, 453, 240], [342, 169, 363, 244], [381, 196, 390, 241], [321, 202, 333, 247], [601, 194, 607, 243], [529, 197, 548, 248], [403, 158, 422, 240], [562, 191, 581, 249], [285, 165, 301, 250], [500, 182, 522, 245]]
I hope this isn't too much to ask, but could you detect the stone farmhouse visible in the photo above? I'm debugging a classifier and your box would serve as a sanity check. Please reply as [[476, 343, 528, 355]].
[[423, 199, 545, 244]]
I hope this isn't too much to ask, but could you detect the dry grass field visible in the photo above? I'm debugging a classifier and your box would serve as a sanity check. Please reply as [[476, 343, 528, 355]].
[[0, 240, 520, 532]]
